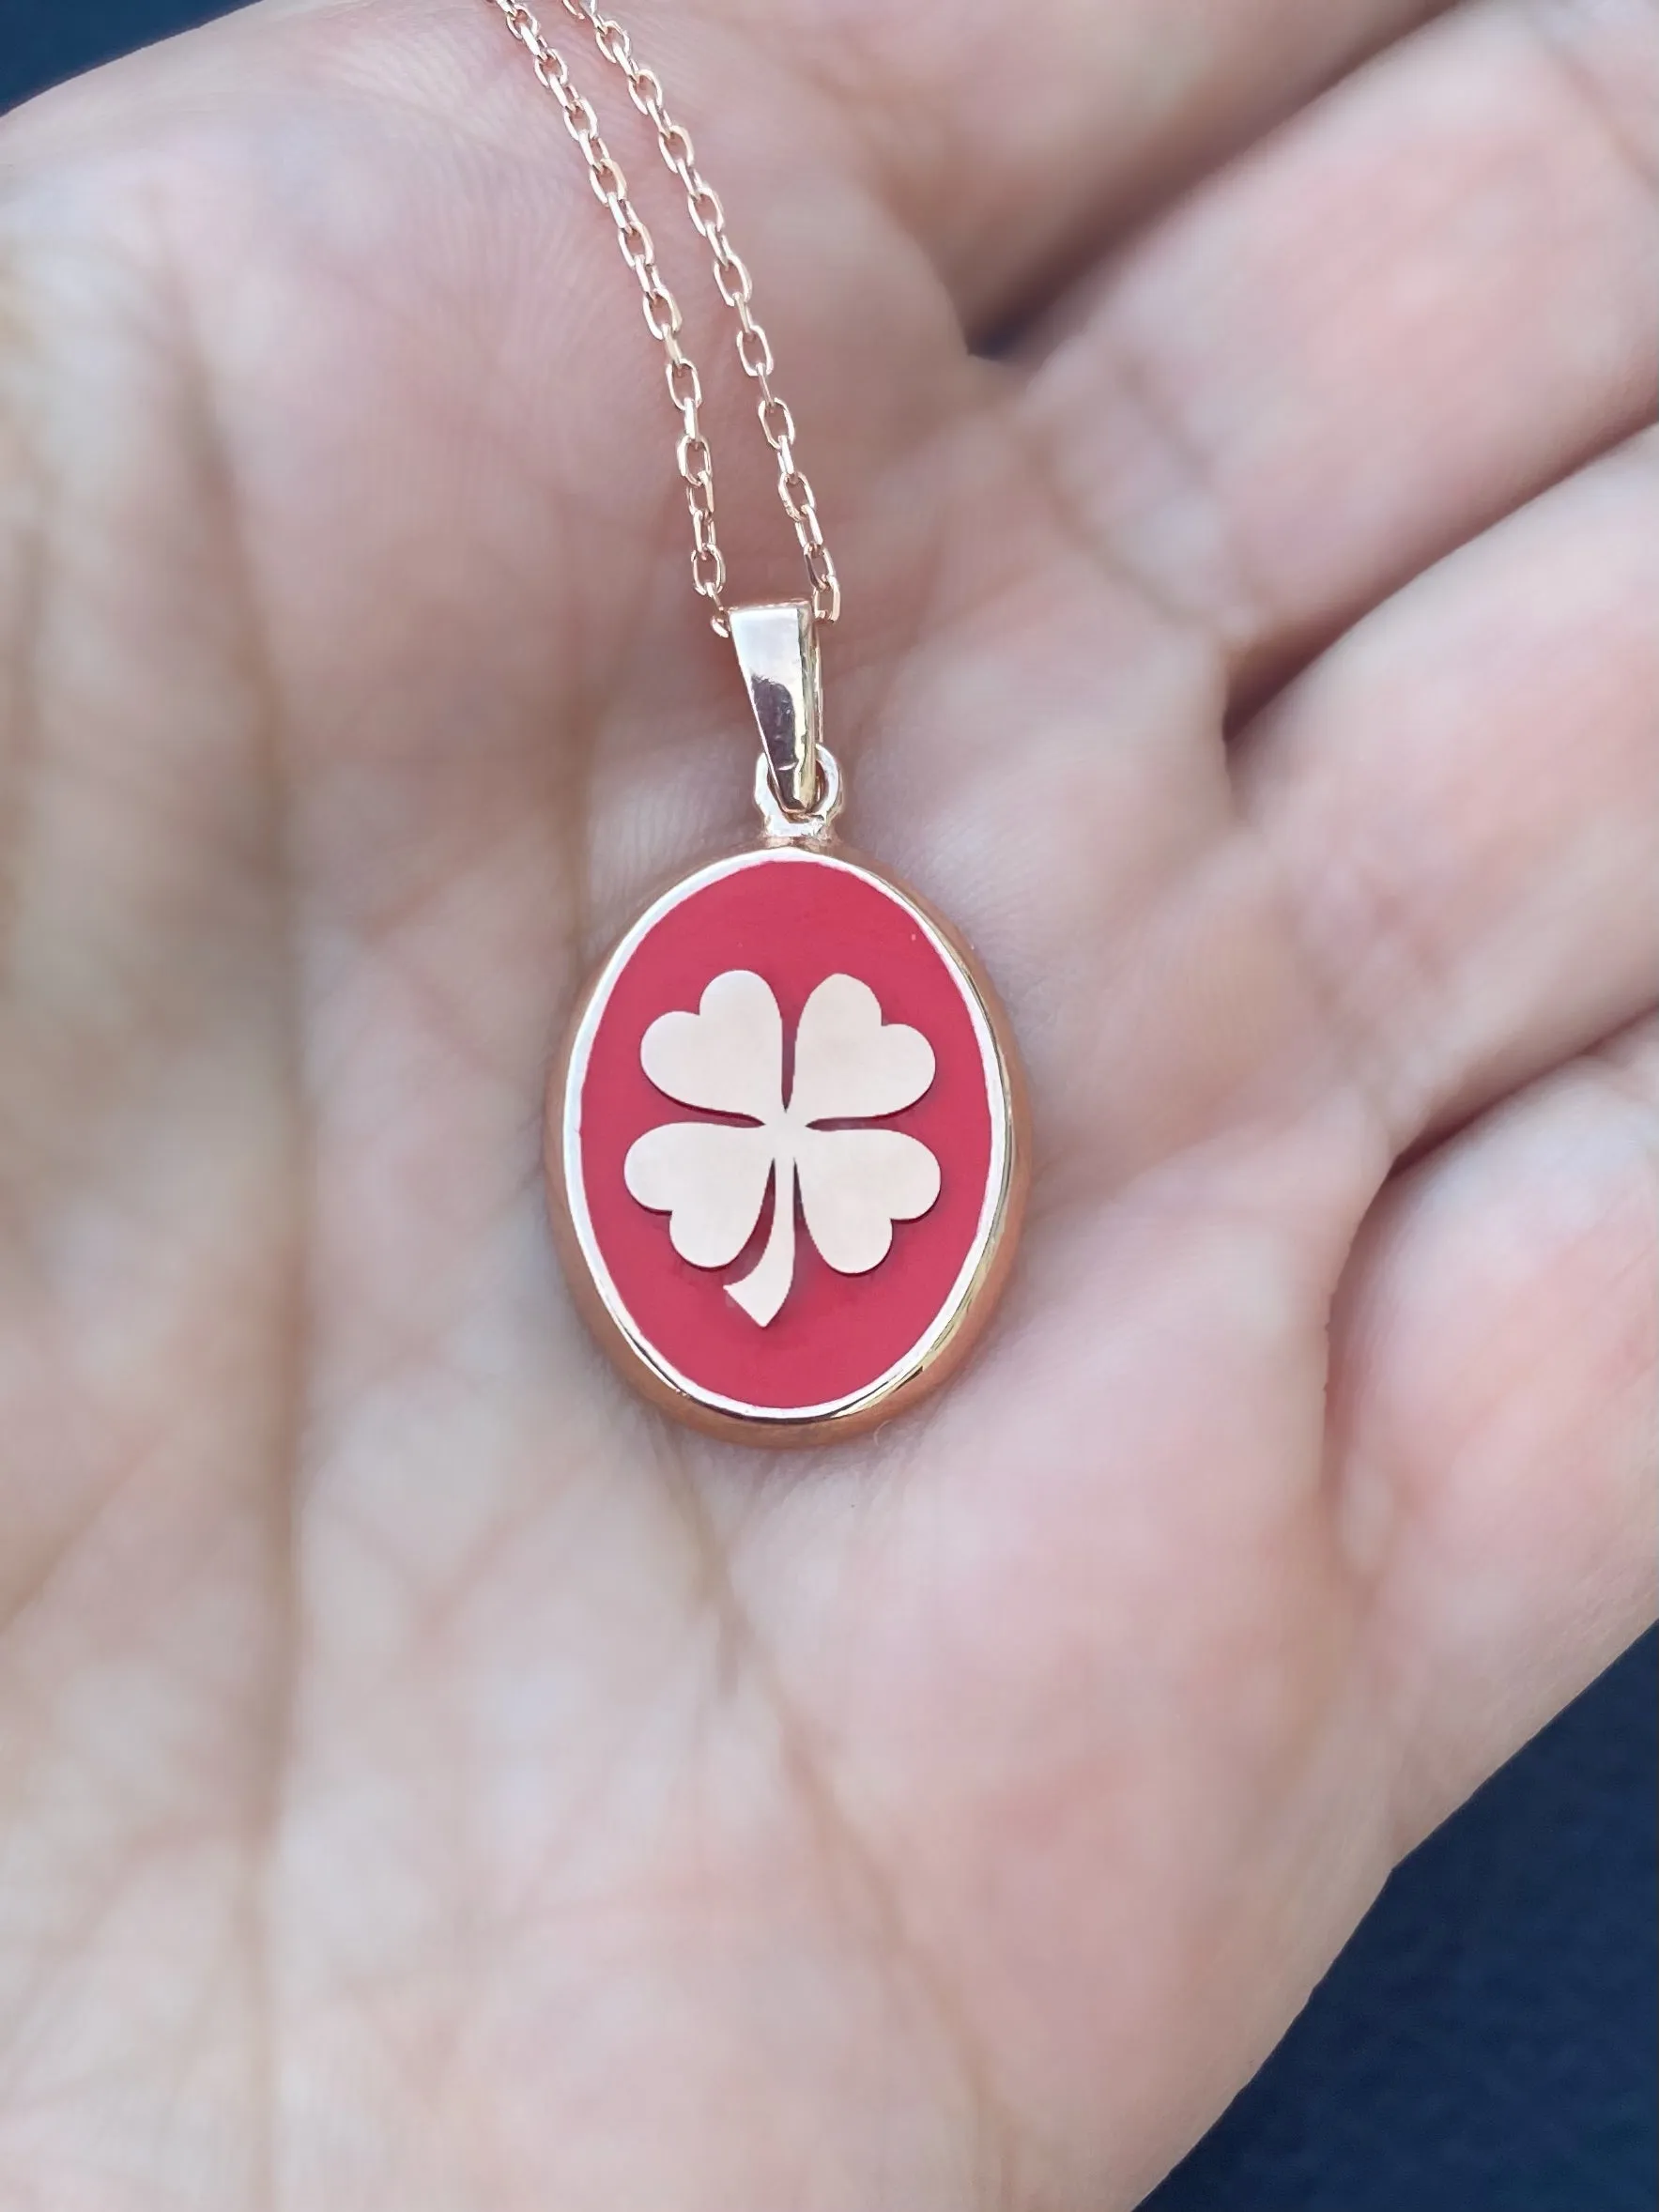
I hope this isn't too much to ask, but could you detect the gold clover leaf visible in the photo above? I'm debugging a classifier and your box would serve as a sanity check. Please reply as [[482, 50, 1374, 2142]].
[[623, 970, 941, 1326]]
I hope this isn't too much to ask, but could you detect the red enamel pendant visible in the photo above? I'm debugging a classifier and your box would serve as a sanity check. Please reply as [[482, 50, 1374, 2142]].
[[548, 606, 1026, 1445]]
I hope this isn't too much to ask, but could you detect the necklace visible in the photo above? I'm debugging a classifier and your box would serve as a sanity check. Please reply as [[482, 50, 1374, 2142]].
[[490, 0, 1027, 1444]]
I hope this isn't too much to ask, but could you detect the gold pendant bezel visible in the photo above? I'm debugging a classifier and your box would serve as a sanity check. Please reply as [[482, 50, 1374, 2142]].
[[547, 839, 1028, 1448]]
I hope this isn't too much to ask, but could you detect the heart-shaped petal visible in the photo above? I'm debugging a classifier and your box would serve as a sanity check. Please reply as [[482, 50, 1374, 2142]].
[[796, 1126, 941, 1276], [623, 1121, 776, 1268], [640, 970, 783, 1122], [789, 974, 935, 1125]]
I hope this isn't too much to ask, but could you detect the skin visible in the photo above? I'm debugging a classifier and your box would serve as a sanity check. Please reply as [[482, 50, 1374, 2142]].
[[0, 0, 1653, 2204]]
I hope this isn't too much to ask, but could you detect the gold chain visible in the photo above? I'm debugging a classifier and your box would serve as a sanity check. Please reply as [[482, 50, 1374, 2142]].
[[484, 0, 841, 636]]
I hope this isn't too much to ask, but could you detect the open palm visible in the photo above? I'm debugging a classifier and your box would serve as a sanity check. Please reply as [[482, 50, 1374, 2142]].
[[1, 0, 1653, 2204]]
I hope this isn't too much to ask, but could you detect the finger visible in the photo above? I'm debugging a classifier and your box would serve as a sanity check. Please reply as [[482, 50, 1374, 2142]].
[[8, 0, 1449, 343], [1021, 0, 1657, 692], [723, 0, 1449, 331], [1332, 1018, 1659, 1849], [0, 0, 1460, 720], [1237, 429, 1659, 1156]]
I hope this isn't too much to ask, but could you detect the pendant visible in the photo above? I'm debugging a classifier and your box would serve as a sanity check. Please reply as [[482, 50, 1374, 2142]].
[[548, 603, 1026, 1445]]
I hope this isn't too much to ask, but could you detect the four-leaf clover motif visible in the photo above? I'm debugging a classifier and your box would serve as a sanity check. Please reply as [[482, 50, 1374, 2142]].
[[623, 971, 941, 1326]]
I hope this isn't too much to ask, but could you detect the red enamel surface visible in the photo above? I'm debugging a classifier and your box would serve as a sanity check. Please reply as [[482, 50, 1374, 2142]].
[[574, 853, 996, 1412]]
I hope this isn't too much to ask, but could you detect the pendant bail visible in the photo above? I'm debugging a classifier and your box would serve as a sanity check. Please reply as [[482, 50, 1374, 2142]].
[[729, 600, 822, 820]]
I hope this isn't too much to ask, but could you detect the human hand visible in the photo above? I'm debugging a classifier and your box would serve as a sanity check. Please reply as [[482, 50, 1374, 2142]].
[[0, 0, 1652, 2204]]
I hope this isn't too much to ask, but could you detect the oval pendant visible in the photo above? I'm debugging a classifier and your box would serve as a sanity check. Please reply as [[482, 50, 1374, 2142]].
[[547, 607, 1026, 1445], [550, 838, 1025, 1445]]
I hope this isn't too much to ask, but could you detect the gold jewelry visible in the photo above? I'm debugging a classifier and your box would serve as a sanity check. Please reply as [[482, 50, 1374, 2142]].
[[490, 0, 1027, 1444], [487, 0, 837, 640]]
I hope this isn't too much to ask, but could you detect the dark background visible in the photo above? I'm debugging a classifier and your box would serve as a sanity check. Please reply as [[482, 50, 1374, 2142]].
[[4, 8, 1656, 2208]]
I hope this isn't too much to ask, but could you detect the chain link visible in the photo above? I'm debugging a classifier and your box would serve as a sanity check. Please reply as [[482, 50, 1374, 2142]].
[[485, 0, 841, 633]]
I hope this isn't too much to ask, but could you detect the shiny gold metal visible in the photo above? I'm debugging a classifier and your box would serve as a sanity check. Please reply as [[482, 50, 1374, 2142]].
[[549, 847, 1028, 1448], [728, 599, 822, 820], [484, 0, 840, 633], [494, 1, 1031, 1441], [752, 745, 843, 844], [623, 968, 942, 1329]]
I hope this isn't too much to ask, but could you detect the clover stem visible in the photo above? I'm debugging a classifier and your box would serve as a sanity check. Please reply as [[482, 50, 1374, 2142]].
[[726, 1152, 797, 1327]]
